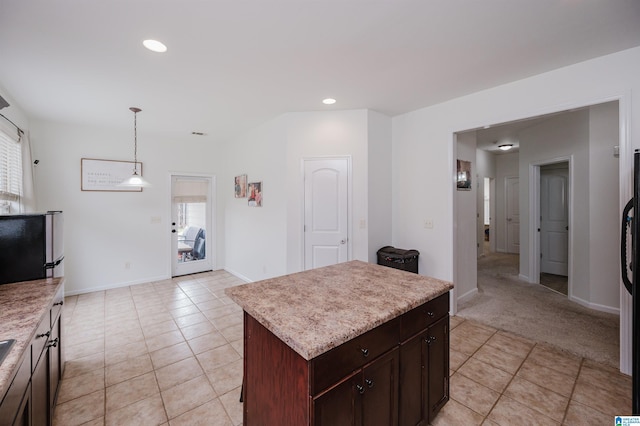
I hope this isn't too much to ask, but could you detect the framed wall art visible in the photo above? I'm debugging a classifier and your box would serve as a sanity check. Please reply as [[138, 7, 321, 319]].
[[456, 159, 472, 190], [248, 181, 262, 207], [81, 158, 143, 192], [234, 174, 247, 198]]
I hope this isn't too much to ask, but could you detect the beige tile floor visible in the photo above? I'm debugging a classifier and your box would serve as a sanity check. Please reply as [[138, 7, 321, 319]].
[[53, 271, 631, 425]]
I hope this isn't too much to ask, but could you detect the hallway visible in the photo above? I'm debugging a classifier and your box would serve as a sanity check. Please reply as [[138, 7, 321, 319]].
[[457, 251, 619, 368]]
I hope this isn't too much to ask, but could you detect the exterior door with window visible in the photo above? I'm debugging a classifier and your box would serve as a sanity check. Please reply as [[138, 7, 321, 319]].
[[171, 175, 214, 277]]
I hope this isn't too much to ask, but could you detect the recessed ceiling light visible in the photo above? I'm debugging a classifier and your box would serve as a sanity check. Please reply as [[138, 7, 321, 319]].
[[322, 98, 336, 105], [143, 39, 167, 53], [498, 144, 513, 151]]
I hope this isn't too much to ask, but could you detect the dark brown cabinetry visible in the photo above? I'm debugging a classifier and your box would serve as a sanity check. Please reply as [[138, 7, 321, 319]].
[[242, 292, 449, 425], [0, 285, 64, 426]]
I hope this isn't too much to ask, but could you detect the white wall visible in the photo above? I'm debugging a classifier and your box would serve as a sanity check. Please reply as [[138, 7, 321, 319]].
[[28, 120, 226, 295], [367, 110, 392, 263], [392, 46, 640, 290], [519, 110, 590, 296], [223, 109, 388, 282], [475, 146, 496, 256], [455, 132, 478, 302], [588, 102, 620, 310], [223, 115, 289, 281]]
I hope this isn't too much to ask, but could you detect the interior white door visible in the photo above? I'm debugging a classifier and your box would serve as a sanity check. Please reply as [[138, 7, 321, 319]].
[[303, 158, 349, 270], [505, 177, 520, 254], [540, 171, 569, 276], [171, 175, 214, 277]]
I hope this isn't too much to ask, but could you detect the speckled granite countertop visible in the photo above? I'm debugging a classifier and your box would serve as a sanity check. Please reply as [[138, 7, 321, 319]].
[[225, 260, 453, 360], [0, 278, 64, 400]]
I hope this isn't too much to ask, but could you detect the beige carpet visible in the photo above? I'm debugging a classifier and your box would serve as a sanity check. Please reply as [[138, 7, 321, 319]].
[[456, 251, 620, 368]]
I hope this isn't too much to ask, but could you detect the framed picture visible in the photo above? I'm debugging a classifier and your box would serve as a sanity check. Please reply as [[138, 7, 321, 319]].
[[456, 159, 472, 190], [247, 181, 262, 207], [234, 174, 247, 198], [81, 158, 143, 192]]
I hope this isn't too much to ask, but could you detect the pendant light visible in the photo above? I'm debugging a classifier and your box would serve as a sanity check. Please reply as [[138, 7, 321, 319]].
[[118, 107, 151, 187]]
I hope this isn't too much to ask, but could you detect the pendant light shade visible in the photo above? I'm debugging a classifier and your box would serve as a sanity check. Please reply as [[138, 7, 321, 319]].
[[119, 107, 150, 187]]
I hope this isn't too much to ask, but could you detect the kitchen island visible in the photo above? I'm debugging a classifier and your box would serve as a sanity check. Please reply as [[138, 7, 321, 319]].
[[226, 260, 453, 425]]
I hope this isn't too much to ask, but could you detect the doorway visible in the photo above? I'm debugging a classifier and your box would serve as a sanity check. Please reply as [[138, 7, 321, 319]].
[[538, 162, 569, 296], [302, 157, 350, 270], [170, 174, 214, 277]]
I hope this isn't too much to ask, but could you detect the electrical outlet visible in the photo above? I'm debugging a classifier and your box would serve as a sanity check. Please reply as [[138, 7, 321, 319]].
[[125, 262, 131, 269], [360, 219, 366, 229], [424, 219, 434, 229]]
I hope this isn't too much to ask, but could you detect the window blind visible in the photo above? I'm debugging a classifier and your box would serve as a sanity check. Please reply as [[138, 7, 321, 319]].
[[0, 128, 22, 202]]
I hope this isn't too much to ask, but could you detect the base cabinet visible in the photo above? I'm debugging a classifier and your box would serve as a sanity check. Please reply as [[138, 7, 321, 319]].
[[0, 285, 64, 426], [243, 292, 449, 426], [314, 348, 399, 426], [399, 316, 449, 425]]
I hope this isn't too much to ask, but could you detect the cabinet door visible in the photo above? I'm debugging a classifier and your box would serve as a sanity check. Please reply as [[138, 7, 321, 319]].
[[32, 349, 49, 426], [399, 333, 427, 426], [426, 316, 449, 422], [361, 348, 399, 426], [49, 315, 62, 414], [313, 372, 360, 426]]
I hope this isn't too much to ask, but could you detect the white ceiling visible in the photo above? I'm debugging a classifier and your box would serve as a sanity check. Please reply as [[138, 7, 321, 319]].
[[1, 0, 639, 142]]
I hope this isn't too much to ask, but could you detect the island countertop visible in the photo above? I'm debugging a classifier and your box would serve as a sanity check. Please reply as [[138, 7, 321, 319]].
[[225, 260, 453, 360], [0, 278, 64, 400]]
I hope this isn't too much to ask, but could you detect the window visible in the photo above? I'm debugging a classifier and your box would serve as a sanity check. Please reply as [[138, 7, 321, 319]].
[[0, 128, 22, 213]]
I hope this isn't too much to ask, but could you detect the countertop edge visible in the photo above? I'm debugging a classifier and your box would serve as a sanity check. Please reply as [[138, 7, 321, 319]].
[[230, 285, 453, 360]]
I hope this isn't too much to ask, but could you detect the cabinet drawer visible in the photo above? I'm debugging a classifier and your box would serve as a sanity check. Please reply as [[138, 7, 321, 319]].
[[32, 317, 50, 371], [312, 318, 400, 394], [51, 286, 64, 327], [400, 292, 449, 341]]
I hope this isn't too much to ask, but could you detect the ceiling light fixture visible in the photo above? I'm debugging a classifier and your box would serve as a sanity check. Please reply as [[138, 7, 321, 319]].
[[143, 39, 167, 53], [498, 144, 513, 151], [119, 107, 150, 188], [322, 98, 336, 105]]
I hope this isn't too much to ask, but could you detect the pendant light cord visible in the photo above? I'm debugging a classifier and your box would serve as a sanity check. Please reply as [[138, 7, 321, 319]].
[[130, 107, 141, 173]]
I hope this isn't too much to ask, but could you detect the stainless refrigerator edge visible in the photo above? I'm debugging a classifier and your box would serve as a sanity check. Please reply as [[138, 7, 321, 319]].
[[622, 150, 640, 414]]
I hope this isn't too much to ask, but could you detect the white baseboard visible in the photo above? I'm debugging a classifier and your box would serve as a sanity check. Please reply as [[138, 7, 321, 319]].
[[224, 267, 253, 283], [64, 273, 170, 296], [457, 287, 478, 305], [569, 295, 620, 315]]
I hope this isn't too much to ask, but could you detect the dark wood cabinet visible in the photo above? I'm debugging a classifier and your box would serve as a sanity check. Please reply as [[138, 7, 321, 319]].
[[242, 292, 449, 426], [0, 284, 64, 426], [399, 298, 449, 425], [314, 348, 399, 426]]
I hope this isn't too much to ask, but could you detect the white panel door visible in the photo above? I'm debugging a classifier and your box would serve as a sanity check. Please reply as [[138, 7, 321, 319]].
[[304, 158, 349, 270], [540, 173, 569, 276], [506, 177, 520, 254]]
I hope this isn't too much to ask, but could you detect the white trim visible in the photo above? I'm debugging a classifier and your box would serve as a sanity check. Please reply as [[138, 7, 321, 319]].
[[569, 294, 621, 315], [223, 267, 252, 284]]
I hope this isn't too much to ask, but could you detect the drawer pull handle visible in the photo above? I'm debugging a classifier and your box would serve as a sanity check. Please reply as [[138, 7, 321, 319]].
[[365, 379, 374, 389], [361, 348, 369, 357], [426, 311, 434, 318], [47, 338, 59, 348], [356, 384, 365, 394], [36, 331, 50, 339], [53, 301, 64, 306], [425, 336, 437, 345]]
